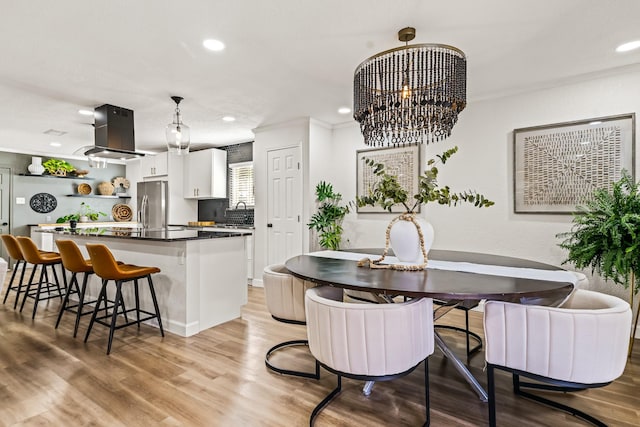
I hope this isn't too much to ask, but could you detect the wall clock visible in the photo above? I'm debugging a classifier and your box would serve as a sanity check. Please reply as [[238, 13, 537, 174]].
[[30, 193, 57, 213]]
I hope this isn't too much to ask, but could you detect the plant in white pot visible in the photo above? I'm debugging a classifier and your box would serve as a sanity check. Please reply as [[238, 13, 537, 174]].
[[356, 146, 494, 270]]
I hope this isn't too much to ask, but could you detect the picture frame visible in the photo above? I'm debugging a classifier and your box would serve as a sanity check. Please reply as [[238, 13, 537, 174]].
[[514, 113, 635, 214], [356, 145, 420, 213]]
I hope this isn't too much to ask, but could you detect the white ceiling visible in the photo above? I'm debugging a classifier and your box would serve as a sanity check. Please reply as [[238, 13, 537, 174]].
[[1, 0, 639, 159]]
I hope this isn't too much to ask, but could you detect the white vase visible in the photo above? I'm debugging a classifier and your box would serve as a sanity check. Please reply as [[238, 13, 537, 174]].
[[389, 215, 435, 263], [28, 156, 45, 175], [79, 215, 89, 223]]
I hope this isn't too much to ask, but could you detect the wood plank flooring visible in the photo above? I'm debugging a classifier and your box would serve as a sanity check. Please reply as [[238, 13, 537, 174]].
[[0, 275, 638, 426]]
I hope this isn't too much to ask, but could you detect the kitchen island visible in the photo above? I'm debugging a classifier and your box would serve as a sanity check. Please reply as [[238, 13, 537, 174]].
[[34, 227, 251, 337]]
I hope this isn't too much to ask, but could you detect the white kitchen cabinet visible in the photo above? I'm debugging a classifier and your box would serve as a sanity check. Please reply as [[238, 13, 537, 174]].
[[141, 152, 169, 178], [184, 148, 227, 199]]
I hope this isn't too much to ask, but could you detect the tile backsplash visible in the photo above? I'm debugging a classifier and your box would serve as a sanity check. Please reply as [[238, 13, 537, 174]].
[[198, 198, 254, 225]]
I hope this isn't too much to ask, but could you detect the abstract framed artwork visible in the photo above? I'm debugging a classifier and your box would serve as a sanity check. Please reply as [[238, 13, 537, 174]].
[[514, 113, 635, 213], [356, 145, 420, 213]]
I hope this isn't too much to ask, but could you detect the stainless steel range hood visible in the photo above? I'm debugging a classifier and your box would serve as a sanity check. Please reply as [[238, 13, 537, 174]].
[[84, 104, 145, 159]]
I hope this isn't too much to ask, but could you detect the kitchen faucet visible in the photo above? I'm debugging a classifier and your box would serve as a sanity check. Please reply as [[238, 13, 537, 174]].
[[235, 201, 249, 224]]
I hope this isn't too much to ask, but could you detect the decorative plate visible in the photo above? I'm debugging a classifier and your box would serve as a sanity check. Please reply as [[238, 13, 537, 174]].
[[112, 176, 130, 189], [112, 203, 133, 222], [77, 183, 92, 195], [30, 193, 57, 213]]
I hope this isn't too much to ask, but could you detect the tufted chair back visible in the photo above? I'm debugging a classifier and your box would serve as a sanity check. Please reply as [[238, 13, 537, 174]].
[[306, 285, 434, 377]]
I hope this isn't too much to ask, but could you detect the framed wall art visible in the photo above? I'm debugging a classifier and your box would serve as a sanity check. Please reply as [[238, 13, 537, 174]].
[[356, 145, 420, 213], [514, 113, 635, 214]]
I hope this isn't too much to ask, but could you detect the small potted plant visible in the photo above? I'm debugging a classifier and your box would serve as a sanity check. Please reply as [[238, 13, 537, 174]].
[[308, 181, 350, 250], [78, 202, 106, 222], [42, 158, 76, 176], [356, 146, 494, 269]]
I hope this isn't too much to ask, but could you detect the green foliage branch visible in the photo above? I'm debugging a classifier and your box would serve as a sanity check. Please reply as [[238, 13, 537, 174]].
[[356, 146, 495, 213], [308, 181, 350, 250], [557, 170, 640, 293]]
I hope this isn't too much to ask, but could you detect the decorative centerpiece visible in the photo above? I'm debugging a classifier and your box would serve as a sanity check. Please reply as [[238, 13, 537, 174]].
[[356, 146, 494, 270], [97, 181, 115, 195], [557, 170, 640, 355], [56, 202, 106, 223]]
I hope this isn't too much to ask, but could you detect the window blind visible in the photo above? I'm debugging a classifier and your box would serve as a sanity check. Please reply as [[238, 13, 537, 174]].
[[229, 162, 255, 207]]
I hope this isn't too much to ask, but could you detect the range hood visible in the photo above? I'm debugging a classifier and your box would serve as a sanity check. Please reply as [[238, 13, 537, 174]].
[[84, 104, 145, 159]]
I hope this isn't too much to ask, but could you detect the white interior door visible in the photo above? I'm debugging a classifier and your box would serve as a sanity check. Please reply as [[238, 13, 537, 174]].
[[267, 147, 302, 265], [0, 168, 11, 261]]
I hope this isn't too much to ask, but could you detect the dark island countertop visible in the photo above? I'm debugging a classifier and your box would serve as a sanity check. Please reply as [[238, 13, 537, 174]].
[[36, 226, 252, 242]]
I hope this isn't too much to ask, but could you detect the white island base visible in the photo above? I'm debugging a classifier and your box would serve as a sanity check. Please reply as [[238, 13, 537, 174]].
[[44, 233, 248, 337]]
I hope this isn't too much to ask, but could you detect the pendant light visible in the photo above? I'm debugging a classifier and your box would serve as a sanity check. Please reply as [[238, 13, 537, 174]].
[[353, 27, 467, 146], [166, 96, 190, 154]]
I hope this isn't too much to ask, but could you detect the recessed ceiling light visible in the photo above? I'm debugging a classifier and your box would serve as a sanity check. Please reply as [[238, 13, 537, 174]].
[[78, 109, 94, 116], [338, 107, 351, 114], [616, 40, 640, 53], [589, 121, 602, 125], [203, 39, 225, 52], [222, 116, 235, 122], [49, 142, 61, 147]]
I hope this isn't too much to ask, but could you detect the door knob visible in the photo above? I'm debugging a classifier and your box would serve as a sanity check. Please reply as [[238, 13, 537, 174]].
[[1, 222, 7, 226], [267, 223, 273, 228]]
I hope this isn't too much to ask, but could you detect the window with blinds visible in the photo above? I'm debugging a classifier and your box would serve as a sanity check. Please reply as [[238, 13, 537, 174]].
[[229, 161, 255, 207]]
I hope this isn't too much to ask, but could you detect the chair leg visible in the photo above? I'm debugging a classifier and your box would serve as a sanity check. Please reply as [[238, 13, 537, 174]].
[[13, 261, 28, 310], [487, 364, 496, 427], [513, 374, 607, 427], [2, 260, 20, 304], [106, 281, 123, 355], [310, 373, 342, 427], [20, 265, 38, 313], [134, 278, 141, 328], [146, 275, 164, 337], [51, 263, 63, 298], [73, 272, 91, 338], [31, 265, 47, 319], [424, 358, 430, 427], [55, 272, 78, 329], [85, 279, 108, 343], [265, 340, 320, 379]]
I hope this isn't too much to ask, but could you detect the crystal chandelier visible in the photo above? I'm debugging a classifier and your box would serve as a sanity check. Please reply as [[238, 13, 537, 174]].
[[353, 27, 467, 146], [166, 96, 190, 154]]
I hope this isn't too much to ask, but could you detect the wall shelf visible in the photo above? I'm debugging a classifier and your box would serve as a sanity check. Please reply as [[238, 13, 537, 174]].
[[18, 173, 94, 180], [66, 194, 131, 199]]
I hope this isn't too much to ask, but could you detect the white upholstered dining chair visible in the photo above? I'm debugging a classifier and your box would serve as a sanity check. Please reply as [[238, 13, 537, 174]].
[[263, 264, 342, 379], [305, 285, 435, 426], [484, 289, 631, 426]]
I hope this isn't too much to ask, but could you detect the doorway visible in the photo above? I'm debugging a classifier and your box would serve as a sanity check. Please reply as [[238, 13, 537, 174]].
[[266, 146, 302, 265], [0, 167, 11, 261]]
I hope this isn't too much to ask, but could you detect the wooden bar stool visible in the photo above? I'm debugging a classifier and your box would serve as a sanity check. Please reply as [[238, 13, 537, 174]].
[[54, 239, 127, 338], [84, 243, 164, 355], [1, 234, 29, 309], [16, 236, 64, 319]]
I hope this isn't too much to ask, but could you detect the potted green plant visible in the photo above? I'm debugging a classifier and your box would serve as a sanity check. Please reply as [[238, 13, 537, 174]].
[[308, 181, 350, 250], [557, 170, 640, 355], [55, 202, 106, 223], [42, 158, 76, 176], [356, 146, 494, 269]]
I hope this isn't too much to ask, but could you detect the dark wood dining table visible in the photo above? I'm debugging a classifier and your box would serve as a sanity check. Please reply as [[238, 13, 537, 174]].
[[285, 249, 575, 401]]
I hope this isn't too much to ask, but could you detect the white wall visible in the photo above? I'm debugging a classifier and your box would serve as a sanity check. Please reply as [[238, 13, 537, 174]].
[[325, 67, 640, 303]]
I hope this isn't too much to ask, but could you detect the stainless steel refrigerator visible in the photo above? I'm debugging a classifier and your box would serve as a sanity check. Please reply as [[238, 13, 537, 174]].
[[137, 181, 168, 229]]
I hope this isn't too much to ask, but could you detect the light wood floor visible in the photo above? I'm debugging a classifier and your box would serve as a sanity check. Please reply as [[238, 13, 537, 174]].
[[0, 275, 638, 426]]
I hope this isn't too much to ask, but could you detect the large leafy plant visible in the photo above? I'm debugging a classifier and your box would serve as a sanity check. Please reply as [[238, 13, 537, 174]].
[[557, 170, 640, 294], [308, 181, 350, 250], [356, 146, 494, 213]]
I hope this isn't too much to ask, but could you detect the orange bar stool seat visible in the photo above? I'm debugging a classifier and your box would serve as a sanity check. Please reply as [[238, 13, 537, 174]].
[[54, 240, 127, 338], [1, 234, 30, 309], [84, 243, 164, 355], [16, 236, 64, 319]]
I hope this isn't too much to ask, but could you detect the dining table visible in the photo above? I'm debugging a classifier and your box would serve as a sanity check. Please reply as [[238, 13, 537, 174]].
[[284, 249, 581, 402]]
